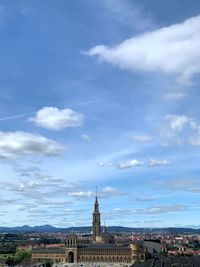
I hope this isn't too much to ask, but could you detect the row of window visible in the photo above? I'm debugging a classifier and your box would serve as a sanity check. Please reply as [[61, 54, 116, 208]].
[[77, 256, 132, 263], [33, 255, 65, 258], [79, 250, 131, 255]]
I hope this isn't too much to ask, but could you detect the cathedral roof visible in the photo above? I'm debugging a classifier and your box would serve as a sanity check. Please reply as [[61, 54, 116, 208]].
[[100, 232, 114, 238]]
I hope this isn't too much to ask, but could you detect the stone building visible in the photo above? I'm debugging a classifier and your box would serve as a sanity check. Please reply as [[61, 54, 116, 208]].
[[32, 196, 145, 266]]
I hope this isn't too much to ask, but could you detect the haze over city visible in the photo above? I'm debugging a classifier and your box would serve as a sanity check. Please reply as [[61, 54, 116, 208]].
[[0, 0, 200, 229]]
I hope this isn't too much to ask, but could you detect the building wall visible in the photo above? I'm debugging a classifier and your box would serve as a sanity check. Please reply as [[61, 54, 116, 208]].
[[32, 251, 66, 263], [32, 244, 145, 265], [77, 247, 132, 263]]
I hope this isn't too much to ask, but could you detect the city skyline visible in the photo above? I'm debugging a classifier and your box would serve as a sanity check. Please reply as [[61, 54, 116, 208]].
[[0, 0, 200, 228]]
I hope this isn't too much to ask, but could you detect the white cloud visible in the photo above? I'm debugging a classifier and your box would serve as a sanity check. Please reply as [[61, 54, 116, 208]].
[[189, 121, 200, 145], [0, 131, 62, 159], [36, 199, 71, 207], [1, 179, 78, 202], [135, 196, 155, 202], [148, 159, 171, 167], [163, 91, 187, 100], [104, 204, 188, 218], [68, 191, 94, 198], [189, 136, 200, 146], [0, 198, 16, 205], [190, 121, 200, 131], [29, 107, 84, 130], [155, 178, 200, 193], [100, 0, 155, 32], [117, 159, 144, 169], [161, 114, 200, 147], [132, 135, 153, 142], [68, 187, 126, 199], [97, 161, 106, 167], [135, 204, 188, 215], [97, 161, 114, 168], [101, 186, 126, 197], [97, 158, 171, 169], [143, 220, 163, 225], [38, 175, 65, 183], [86, 15, 200, 83], [81, 134, 92, 142], [2, 180, 41, 193], [164, 114, 192, 132]]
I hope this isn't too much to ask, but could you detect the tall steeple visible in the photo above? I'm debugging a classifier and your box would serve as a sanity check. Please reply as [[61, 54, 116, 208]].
[[92, 186, 101, 242], [94, 186, 99, 212]]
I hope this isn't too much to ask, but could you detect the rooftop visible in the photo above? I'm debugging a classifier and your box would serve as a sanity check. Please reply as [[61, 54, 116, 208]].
[[133, 256, 200, 267], [78, 243, 130, 249]]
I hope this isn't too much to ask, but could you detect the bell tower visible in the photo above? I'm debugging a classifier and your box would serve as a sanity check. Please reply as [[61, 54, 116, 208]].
[[92, 187, 101, 242]]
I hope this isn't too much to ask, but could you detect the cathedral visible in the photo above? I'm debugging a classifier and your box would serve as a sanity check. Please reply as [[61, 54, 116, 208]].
[[92, 194, 115, 244], [32, 195, 145, 266]]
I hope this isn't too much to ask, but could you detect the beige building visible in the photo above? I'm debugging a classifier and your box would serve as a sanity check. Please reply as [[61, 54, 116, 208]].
[[32, 196, 145, 265]]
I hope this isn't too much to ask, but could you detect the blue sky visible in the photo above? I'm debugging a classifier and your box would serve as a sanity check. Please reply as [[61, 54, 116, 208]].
[[0, 0, 200, 228]]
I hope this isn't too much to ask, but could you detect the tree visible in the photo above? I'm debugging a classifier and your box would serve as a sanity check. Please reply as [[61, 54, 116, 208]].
[[45, 260, 53, 267]]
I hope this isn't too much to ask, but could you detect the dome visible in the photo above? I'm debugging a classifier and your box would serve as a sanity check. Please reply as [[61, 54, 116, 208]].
[[95, 225, 115, 244], [100, 232, 113, 238], [130, 243, 140, 251]]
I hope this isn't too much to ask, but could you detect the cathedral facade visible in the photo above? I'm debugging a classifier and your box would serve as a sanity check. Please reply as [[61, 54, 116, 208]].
[[32, 196, 145, 266]]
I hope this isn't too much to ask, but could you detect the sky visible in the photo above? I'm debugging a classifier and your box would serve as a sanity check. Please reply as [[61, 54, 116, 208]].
[[0, 0, 200, 228]]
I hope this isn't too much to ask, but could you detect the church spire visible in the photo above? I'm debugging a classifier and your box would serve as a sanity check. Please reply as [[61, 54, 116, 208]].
[[92, 186, 101, 242], [94, 186, 99, 212]]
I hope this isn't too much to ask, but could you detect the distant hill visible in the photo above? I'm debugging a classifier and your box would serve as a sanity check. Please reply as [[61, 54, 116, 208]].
[[0, 225, 200, 234]]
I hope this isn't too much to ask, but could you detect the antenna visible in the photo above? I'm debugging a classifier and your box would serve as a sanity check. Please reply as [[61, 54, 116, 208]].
[[95, 186, 97, 199]]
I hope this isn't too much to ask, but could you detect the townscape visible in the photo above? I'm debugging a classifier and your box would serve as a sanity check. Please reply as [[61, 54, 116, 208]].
[[1, 232, 200, 267], [0, 1, 200, 267], [0, 196, 200, 267]]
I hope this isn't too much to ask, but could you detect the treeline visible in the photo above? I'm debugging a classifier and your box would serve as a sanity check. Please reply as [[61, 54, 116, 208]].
[[5, 250, 31, 266], [0, 242, 16, 254], [0, 233, 28, 241]]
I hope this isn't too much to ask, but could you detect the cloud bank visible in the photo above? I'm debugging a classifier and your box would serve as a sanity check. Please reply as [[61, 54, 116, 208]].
[[0, 131, 62, 159], [86, 15, 200, 83], [98, 158, 170, 169]]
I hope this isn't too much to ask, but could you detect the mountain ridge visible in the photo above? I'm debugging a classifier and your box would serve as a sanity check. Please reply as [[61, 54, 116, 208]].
[[0, 225, 200, 234]]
